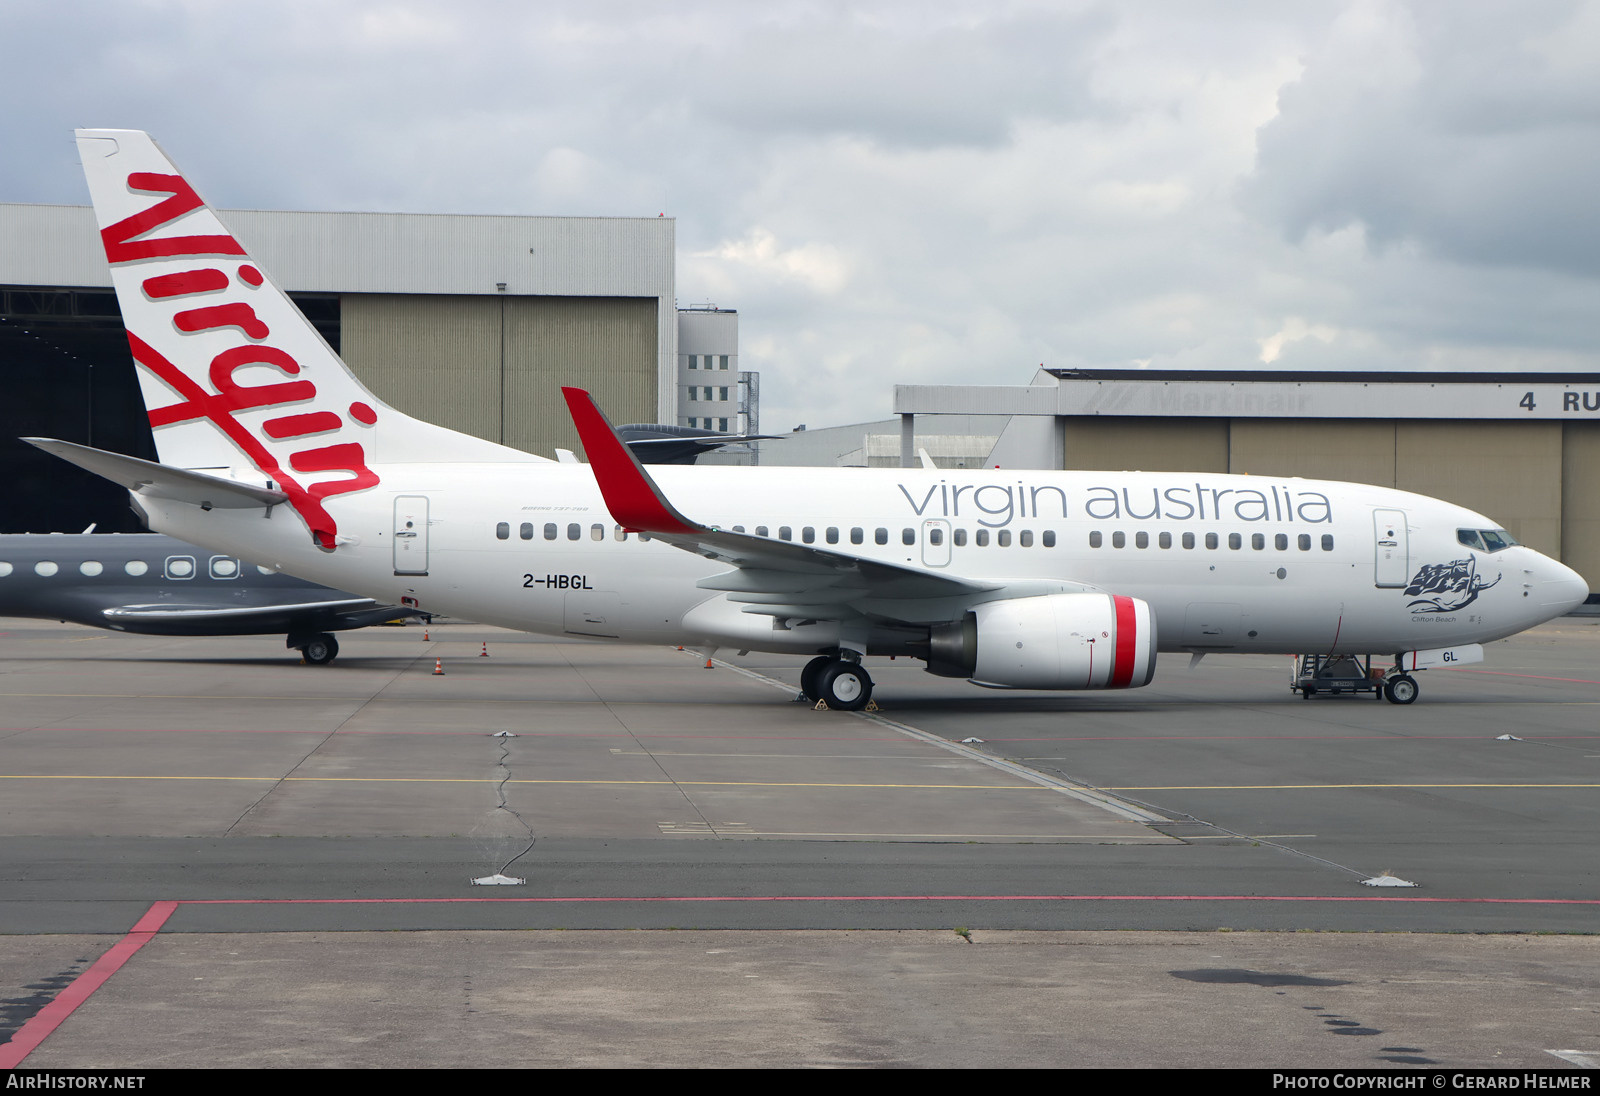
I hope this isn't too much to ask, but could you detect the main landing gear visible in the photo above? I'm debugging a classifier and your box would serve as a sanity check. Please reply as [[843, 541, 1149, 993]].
[[800, 653, 874, 711], [290, 632, 339, 666]]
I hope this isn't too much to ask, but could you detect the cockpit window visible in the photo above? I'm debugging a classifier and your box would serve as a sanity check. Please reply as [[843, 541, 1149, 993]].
[[1460, 528, 1517, 552]]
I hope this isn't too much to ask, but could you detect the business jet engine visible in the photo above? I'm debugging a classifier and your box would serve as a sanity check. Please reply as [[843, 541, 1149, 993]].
[[924, 593, 1157, 690]]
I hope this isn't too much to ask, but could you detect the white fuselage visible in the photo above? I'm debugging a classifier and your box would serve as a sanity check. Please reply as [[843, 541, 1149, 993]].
[[131, 463, 1588, 661]]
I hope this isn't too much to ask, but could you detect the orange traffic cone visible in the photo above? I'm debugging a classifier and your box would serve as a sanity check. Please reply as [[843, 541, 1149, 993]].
[[432, 658, 445, 675], [704, 658, 714, 669], [479, 642, 489, 657], [423, 627, 430, 642]]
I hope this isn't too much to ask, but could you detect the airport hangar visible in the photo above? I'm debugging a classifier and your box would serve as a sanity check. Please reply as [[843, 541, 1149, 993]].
[[894, 367, 1600, 600], [0, 202, 679, 534]]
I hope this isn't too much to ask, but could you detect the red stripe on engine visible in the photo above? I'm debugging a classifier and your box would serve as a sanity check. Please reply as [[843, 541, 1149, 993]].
[[1110, 596, 1138, 688]]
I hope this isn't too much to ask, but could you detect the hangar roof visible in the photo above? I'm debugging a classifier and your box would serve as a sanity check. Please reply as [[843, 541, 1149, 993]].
[[0, 202, 674, 299]]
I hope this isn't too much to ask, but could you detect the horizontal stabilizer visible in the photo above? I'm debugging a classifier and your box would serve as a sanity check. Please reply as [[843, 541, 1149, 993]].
[[23, 438, 287, 509]]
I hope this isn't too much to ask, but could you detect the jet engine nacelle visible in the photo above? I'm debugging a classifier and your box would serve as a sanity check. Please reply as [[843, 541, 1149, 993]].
[[926, 593, 1157, 690]]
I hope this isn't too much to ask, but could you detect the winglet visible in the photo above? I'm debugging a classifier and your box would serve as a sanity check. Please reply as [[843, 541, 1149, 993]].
[[561, 388, 702, 535]]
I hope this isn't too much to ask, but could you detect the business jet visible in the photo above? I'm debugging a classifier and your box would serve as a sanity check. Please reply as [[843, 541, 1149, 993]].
[[0, 531, 417, 663], [26, 129, 1589, 710]]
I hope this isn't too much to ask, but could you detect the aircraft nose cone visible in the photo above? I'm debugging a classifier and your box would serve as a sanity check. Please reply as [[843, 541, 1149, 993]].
[[1546, 561, 1590, 614]]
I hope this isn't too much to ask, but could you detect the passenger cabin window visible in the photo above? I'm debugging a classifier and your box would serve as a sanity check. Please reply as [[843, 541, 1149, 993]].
[[929, 527, 944, 546], [1321, 535, 1335, 551], [1275, 533, 1288, 551], [0, 562, 11, 577], [1299, 534, 1312, 551], [1228, 533, 1242, 550], [1111, 531, 1125, 549], [1135, 531, 1148, 549], [779, 526, 792, 541], [1251, 533, 1264, 550], [850, 527, 864, 545], [977, 529, 990, 547], [756, 526, 769, 538], [1205, 533, 1219, 550], [544, 524, 558, 540], [519, 523, 533, 540], [591, 524, 604, 541], [126, 561, 148, 576], [567, 524, 580, 541], [1089, 531, 1102, 548], [165, 556, 194, 579], [1158, 532, 1171, 549], [209, 557, 238, 579], [1019, 530, 1032, 547], [954, 528, 968, 546], [802, 527, 815, 544], [1042, 530, 1055, 548], [826, 527, 839, 544], [875, 528, 888, 545], [80, 561, 104, 577], [496, 522, 510, 540], [35, 561, 59, 577], [997, 530, 1011, 547], [1183, 532, 1195, 549], [902, 528, 915, 546]]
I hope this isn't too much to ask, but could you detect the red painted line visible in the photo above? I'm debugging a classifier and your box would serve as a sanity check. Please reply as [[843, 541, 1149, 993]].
[[0, 900, 176, 1068], [173, 894, 1600, 907], [1446, 668, 1600, 685]]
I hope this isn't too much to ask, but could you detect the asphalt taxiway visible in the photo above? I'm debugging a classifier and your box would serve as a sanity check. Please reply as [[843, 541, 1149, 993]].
[[1, 618, 1597, 1067]]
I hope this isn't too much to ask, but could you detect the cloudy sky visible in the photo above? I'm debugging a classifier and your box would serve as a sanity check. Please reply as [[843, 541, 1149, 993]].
[[4, 0, 1596, 431]]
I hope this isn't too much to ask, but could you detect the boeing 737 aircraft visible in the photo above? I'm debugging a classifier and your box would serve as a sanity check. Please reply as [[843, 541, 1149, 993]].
[[25, 129, 1588, 709], [0, 532, 416, 663]]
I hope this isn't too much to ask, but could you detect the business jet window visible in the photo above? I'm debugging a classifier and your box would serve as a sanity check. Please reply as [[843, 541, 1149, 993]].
[[520, 523, 534, 540], [1019, 530, 1032, 547], [165, 556, 195, 579], [850, 527, 864, 545], [1043, 530, 1056, 547], [0, 562, 11, 577], [79, 561, 104, 577], [802, 527, 815, 544], [1158, 532, 1171, 549], [977, 529, 990, 547], [1135, 532, 1148, 549], [544, 524, 558, 540], [1205, 533, 1219, 550], [567, 524, 581, 541], [1183, 532, 1196, 549], [902, 528, 915, 546], [875, 528, 888, 545], [954, 528, 967, 546], [210, 558, 239, 579], [496, 522, 510, 540], [123, 561, 148, 577], [35, 561, 58, 576], [1089, 531, 1102, 548], [1111, 532, 1125, 548]]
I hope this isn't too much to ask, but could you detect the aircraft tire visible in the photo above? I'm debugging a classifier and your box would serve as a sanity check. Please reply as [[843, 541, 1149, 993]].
[[817, 661, 872, 711], [800, 655, 832, 699], [1384, 674, 1418, 705], [302, 633, 339, 666]]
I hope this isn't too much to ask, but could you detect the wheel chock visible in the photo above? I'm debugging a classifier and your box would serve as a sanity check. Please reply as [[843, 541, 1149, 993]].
[[813, 699, 828, 711], [864, 700, 880, 712]]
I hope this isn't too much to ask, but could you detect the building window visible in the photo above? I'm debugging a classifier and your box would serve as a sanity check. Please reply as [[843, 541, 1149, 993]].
[[719, 355, 729, 369], [688, 355, 698, 369], [719, 418, 728, 432]]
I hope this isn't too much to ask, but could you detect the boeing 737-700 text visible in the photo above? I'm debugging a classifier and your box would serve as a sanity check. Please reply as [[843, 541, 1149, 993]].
[[26, 129, 1588, 710]]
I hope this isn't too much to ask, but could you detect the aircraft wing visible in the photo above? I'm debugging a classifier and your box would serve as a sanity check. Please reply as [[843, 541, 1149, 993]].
[[563, 388, 1005, 624]]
